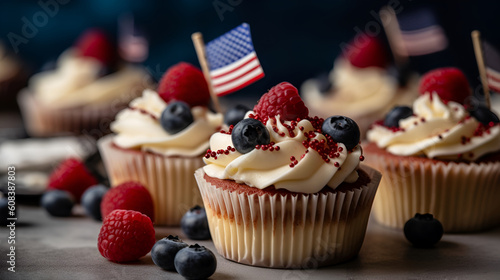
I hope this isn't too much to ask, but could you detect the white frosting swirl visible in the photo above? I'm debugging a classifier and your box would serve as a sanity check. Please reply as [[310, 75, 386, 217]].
[[367, 93, 500, 161], [203, 114, 362, 193], [29, 49, 151, 108], [111, 89, 223, 157], [302, 59, 417, 117]]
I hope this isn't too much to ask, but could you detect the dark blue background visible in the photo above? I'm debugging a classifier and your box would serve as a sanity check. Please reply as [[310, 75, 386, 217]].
[[1, 0, 499, 102]]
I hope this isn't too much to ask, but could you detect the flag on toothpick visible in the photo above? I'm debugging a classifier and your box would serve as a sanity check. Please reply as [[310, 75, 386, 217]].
[[118, 15, 149, 63], [394, 7, 448, 56], [205, 23, 264, 96], [482, 40, 500, 93]]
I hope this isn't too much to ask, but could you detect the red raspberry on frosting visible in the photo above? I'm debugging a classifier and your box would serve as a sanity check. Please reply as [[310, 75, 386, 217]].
[[343, 33, 389, 69], [98, 209, 156, 263], [75, 29, 114, 66], [100, 181, 155, 222], [253, 82, 309, 123], [419, 67, 471, 104], [47, 158, 98, 202], [157, 62, 211, 107]]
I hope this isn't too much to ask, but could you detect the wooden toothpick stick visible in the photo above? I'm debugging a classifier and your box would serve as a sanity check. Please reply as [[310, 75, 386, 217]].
[[192, 32, 222, 113], [471, 30, 491, 108]]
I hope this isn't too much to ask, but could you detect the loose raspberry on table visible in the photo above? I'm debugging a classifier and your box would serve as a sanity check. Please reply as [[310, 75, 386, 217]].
[[100, 181, 155, 222], [47, 158, 98, 202], [98, 209, 156, 263], [157, 62, 211, 107], [419, 67, 471, 104], [253, 82, 309, 123]]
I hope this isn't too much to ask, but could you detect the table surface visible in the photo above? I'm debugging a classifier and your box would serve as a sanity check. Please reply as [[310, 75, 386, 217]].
[[1, 204, 500, 280]]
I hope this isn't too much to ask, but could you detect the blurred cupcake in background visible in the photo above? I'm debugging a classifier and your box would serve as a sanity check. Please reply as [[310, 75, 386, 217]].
[[364, 67, 500, 232], [301, 32, 418, 138], [0, 41, 29, 112], [17, 29, 153, 137], [98, 62, 223, 226], [196, 81, 381, 268]]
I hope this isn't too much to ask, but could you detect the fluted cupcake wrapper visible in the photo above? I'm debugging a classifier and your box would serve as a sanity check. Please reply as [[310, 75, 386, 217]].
[[366, 154, 500, 232], [194, 165, 381, 268], [98, 135, 204, 226], [18, 89, 128, 137]]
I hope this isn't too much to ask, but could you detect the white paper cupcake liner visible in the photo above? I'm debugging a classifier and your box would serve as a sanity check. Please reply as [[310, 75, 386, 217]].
[[194, 165, 381, 268], [98, 135, 204, 226], [17, 89, 131, 137], [366, 154, 500, 232]]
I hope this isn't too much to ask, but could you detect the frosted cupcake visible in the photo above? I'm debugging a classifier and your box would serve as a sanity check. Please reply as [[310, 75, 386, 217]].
[[18, 29, 152, 137], [364, 68, 500, 232], [98, 62, 223, 226], [195, 82, 381, 268], [301, 33, 418, 138]]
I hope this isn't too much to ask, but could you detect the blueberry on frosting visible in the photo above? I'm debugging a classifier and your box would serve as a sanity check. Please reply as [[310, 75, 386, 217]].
[[231, 118, 270, 154], [160, 101, 194, 134], [383, 106, 413, 128], [468, 104, 500, 126], [322, 116, 360, 150]]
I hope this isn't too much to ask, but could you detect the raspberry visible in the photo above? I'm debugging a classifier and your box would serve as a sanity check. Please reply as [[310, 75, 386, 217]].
[[343, 33, 389, 69], [253, 82, 309, 123], [47, 158, 98, 202], [100, 181, 155, 222], [419, 67, 471, 104], [98, 209, 156, 262], [75, 29, 114, 66], [157, 62, 211, 107]]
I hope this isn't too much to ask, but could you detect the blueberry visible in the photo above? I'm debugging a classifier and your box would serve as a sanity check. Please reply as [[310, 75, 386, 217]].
[[224, 104, 250, 126], [0, 197, 13, 226], [81, 184, 108, 221], [322, 116, 360, 150], [468, 104, 500, 126], [174, 244, 217, 280], [160, 101, 194, 134], [151, 235, 189, 271], [383, 106, 413, 128], [181, 205, 211, 240], [231, 118, 270, 154], [41, 190, 74, 217], [404, 213, 444, 247]]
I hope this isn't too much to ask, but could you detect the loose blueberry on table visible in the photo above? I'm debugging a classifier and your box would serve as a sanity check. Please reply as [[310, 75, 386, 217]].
[[151, 235, 189, 271], [160, 101, 194, 134], [231, 118, 270, 154], [174, 244, 217, 280], [181, 205, 211, 240], [322, 115, 360, 150], [81, 184, 108, 221], [404, 213, 444, 247], [41, 190, 74, 217]]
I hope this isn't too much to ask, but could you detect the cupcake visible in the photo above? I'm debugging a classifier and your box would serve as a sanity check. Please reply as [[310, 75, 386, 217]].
[[18, 29, 152, 137], [98, 62, 223, 226], [0, 42, 29, 111], [301, 33, 418, 138], [195, 82, 381, 268], [364, 67, 500, 232]]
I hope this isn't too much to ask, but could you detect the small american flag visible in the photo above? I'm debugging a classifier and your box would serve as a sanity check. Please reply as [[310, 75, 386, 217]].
[[205, 23, 264, 96], [118, 15, 148, 63], [395, 7, 448, 56], [482, 40, 500, 93]]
